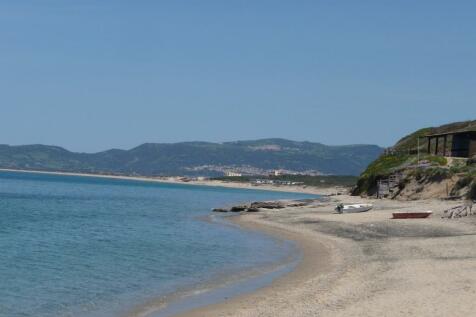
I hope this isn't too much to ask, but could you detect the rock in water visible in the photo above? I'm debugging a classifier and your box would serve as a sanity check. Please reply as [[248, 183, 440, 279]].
[[212, 208, 229, 212]]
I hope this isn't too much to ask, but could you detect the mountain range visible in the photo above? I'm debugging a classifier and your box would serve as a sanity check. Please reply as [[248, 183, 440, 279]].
[[0, 139, 383, 176]]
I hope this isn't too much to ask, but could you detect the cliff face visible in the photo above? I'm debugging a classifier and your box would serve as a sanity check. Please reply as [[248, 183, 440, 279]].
[[353, 120, 476, 200]]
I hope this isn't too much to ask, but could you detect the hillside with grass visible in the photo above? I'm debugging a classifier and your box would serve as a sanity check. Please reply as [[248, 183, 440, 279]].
[[353, 120, 476, 200]]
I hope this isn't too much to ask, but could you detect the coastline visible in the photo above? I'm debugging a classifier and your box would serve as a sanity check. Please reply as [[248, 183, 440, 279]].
[[168, 195, 476, 317], [167, 213, 338, 317], [6, 168, 476, 316], [0, 169, 323, 317], [127, 214, 309, 317], [129, 212, 335, 317], [0, 168, 341, 196]]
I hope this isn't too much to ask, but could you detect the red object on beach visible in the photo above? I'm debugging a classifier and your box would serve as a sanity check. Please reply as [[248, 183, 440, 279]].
[[392, 211, 432, 219]]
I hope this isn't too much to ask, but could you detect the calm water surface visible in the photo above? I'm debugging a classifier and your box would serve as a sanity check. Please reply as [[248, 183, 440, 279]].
[[0, 171, 314, 317]]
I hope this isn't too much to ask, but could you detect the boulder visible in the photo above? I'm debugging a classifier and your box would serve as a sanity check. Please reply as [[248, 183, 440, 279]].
[[250, 201, 285, 209], [230, 205, 249, 212], [286, 201, 309, 207], [212, 208, 229, 212]]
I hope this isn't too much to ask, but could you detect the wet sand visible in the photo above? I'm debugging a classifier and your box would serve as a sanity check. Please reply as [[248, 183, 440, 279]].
[[175, 195, 476, 317]]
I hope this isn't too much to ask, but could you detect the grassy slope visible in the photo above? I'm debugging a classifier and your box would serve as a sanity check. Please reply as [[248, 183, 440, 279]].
[[393, 120, 476, 152], [353, 120, 476, 199]]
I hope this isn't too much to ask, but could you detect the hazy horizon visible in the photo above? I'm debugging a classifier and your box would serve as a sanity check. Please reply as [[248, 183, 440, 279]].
[[1, 1, 474, 152]]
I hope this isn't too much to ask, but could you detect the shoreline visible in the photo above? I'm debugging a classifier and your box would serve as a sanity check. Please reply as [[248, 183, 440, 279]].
[[167, 212, 338, 317], [167, 195, 476, 317], [0, 168, 341, 196], [127, 214, 306, 317], [4, 168, 476, 316], [138, 213, 335, 317], [1, 168, 329, 317], [1, 167, 334, 317]]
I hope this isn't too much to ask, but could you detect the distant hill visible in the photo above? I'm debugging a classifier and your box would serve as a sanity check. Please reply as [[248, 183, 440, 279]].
[[0, 139, 383, 176]]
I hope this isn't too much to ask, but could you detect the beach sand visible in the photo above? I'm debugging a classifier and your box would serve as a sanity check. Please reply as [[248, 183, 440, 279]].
[[3, 169, 476, 316], [174, 195, 476, 317]]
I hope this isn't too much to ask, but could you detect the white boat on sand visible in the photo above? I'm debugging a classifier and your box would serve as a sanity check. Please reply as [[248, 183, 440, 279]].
[[335, 203, 373, 214]]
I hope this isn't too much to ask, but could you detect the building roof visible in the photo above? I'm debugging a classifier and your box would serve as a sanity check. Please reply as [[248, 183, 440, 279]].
[[424, 129, 476, 138]]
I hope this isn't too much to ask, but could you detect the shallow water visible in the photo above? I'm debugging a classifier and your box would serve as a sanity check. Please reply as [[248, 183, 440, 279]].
[[0, 171, 314, 317]]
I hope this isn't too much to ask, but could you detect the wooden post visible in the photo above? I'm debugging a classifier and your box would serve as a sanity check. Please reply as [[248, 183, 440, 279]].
[[417, 137, 420, 164], [435, 137, 439, 155], [443, 135, 447, 156], [449, 135, 453, 157], [427, 137, 431, 154]]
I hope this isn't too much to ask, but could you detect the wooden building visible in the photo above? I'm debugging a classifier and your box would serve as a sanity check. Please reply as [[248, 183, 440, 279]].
[[425, 131, 476, 158]]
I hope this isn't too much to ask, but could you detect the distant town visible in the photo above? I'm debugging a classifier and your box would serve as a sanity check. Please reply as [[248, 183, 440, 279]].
[[184, 164, 324, 177]]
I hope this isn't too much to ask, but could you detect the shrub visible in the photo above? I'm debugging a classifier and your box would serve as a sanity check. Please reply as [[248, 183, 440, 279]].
[[354, 154, 410, 195], [409, 168, 424, 181], [450, 164, 469, 174], [353, 174, 379, 196], [361, 154, 409, 177], [426, 155, 447, 166], [424, 167, 451, 182]]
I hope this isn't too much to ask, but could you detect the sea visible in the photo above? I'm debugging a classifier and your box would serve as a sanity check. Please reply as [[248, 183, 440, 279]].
[[0, 171, 315, 317]]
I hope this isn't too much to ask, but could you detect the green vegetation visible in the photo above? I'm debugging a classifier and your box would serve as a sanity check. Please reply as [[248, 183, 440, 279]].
[[0, 139, 383, 177], [393, 128, 433, 152], [361, 154, 410, 176], [353, 154, 410, 195], [353, 119, 476, 197], [393, 120, 476, 153], [213, 175, 358, 187], [423, 167, 451, 181], [423, 155, 448, 166], [354, 154, 458, 196]]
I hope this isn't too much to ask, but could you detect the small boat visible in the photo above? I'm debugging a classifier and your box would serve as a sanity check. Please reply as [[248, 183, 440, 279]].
[[335, 203, 373, 214], [392, 211, 432, 219]]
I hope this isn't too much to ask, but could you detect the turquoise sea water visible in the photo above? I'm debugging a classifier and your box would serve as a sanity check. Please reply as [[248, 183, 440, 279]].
[[0, 171, 314, 317]]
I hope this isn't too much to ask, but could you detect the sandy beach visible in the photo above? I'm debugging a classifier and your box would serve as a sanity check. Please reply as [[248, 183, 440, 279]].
[[3, 169, 476, 316], [173, 195, 476, 317]]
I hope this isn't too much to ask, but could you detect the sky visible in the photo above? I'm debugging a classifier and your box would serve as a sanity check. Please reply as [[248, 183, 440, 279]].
[[0, 1, 474, 153]]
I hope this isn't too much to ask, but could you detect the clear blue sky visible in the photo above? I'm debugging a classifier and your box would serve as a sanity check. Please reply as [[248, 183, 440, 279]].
[[1, 1, 474, 152]]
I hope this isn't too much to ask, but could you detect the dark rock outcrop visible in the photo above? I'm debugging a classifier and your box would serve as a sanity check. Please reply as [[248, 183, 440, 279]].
[[212, 208, 229, 212], [250, 201, 286, 209], [230, 205, 249, 212], [212, 198, 321, 213]]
